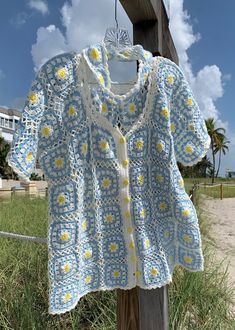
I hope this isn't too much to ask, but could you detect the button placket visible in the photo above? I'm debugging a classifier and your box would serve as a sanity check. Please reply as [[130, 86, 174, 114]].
[[115, 130, 138, 282]]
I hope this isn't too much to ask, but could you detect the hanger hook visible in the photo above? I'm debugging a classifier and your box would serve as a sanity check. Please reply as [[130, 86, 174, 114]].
[[115, 0, 119, 30]]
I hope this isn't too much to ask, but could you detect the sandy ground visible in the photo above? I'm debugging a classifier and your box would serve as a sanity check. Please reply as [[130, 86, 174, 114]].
[[201, 196, 235, 287]]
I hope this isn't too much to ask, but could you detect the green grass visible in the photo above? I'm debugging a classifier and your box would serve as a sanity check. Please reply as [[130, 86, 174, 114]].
[[184, 178, 235, 198], [0, 195, 235, 329]]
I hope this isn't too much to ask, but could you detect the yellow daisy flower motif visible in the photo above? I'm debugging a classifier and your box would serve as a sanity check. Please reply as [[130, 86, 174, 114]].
[[63, 263, 71, 273], [28, 92, 38, 104], [137, 175, 144, 185], [99, 139, 109, 150], [56, 67, 67, 80], [57, 193, 66, 205], [156, 175, 164, 183], [63, 292, 72, 302], [144, 51, 149, 58], [164, 231, 170, 238], [85, 275, 92, 284], [81, 143, 88, 155], [41, 125, 51, 138], [135, 270, 141, 278], [179, 178, 184, 187], [183, 234, 192, 243], [129, 103, 136, 113], [185, 144, 194, 154], [109, 243, 118, 252], [122, 178, 129, 186], [167, 74, 174, 85], [161, 107, 169, 118], [26, 151, 33, 162], [139, 208, 146, 218], [127, 226, 134, 234], [54, 158, 64, 168], [113, 270, 121, 278], [123, 50, 129, 58], [90, 48, 101, 61], [144, 238, 150, 248], [188, 123, 195, 131], [184, 255, 193, 264], [182, 208, 190, 217], [60, 231, 69, 241], [68, 106, 77, 116], [159, 202, 167, 210], [98, 74, 105, 85], [84, 249, 92, 259], [170, 122, 175, 132], [82, 220, 87, 231], [102, 178, 111, 189], [135, 139, 144, 150], [144, 73, 149, 81], [150, 267, 159, 277], [105, 214, 113, 223], [156, 142, 164, 152], [129, 240, 135, 249], [101, 103, 108, 114], [186, 97, 193, 106]]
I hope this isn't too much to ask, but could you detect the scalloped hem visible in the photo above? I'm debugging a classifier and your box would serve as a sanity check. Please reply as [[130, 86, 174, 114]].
[[6, 152, 31, 182], [178, 135, 211, 167], [48, 262, 204, 315]]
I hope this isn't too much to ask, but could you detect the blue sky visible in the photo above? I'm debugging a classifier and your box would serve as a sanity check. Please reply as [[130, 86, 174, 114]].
[[0, 0, 234, 176]]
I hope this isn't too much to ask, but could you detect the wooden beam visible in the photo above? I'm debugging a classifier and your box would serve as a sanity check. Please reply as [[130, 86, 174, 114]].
[[119, 0, 179, 64]]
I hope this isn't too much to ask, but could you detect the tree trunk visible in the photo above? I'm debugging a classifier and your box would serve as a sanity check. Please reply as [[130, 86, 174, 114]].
[[211, 137, 215, 184], [215, 150, 222, 178]]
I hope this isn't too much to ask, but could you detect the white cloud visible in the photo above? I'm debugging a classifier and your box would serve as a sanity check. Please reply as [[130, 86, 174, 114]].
[[169, 0, 228, 123], [169, 0, 234, 176], [31, 25, 68, 70], [10, 12, 30, 28], [28, 0, 49, 15], [31, 0, 132, 71]]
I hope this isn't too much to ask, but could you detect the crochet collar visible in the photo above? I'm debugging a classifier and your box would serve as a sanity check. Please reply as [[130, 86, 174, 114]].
[[82, 40, 153, 100]]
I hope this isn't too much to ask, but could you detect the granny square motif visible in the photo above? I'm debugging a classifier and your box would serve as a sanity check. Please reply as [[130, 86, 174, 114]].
[[7, 40, 211, 315]]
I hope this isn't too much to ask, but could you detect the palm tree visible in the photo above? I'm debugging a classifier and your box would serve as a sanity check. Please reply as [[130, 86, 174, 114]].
[[214, 134, 230, 177], [205, 118, 226, 184]]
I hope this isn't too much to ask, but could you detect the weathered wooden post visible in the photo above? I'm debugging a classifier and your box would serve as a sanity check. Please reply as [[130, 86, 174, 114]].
[[220, 183, 223, 200], [117, 1, 178, 329]]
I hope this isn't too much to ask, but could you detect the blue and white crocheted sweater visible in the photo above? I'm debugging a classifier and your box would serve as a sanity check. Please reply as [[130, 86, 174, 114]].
[[6, 41, 211, 315]]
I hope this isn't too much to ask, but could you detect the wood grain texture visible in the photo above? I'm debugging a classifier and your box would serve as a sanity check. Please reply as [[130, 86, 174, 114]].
[[119, 0, 179, 64], [117, 286, 169, 330]]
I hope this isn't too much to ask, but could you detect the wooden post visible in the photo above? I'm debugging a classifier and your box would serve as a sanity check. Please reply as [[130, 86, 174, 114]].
[[117, 286, 169, 330], [116, 1, 178, 329], [220, 183, 223, 200]]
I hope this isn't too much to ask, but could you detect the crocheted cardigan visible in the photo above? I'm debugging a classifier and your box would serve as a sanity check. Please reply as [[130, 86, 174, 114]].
[[6, 41, 211, 315]]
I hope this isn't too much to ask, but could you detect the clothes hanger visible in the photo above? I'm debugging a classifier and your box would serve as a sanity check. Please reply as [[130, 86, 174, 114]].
[[103, 0, 132, 51], [103, 0, 146, 62]]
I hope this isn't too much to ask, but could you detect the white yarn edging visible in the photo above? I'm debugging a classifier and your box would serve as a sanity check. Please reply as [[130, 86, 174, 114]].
[[6, 151, 31, 182], [48, 259, 204, 315], [177, 135, 211, 167]]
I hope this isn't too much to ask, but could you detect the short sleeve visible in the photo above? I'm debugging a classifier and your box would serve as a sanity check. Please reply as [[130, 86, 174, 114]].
[[168, 63, 211, 166], [6, 68, 46, 181]]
